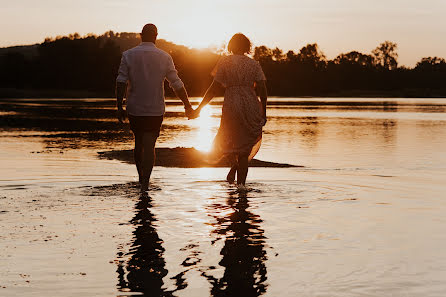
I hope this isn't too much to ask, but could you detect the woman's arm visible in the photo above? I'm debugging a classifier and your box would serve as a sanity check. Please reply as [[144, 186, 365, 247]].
[[256, 80, 268, 123], [192, 80, 223, 118]]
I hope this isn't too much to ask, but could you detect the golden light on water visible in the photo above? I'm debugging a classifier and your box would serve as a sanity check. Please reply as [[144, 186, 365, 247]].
[[193, 105, 215, 152]]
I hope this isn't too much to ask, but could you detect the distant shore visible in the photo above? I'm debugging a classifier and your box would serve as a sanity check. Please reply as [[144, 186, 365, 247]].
[[1, 88, 445, 99]]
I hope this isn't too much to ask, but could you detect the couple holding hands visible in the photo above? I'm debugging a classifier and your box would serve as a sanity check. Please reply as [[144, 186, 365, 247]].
[[116, 24, 268, 193]]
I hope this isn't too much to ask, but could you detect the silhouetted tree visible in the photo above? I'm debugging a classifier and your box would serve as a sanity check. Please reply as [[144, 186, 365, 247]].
[[1, 33, 446, 98], [296, 43, 327, 69], [285, 50, 298, 63], [0, 52, 29, 88], [272, 47, 285, 62], [372, 41, 398, 70], [253, 46, 273, 64], [415, 57, 446, 72], [334, 51, 374, 68]]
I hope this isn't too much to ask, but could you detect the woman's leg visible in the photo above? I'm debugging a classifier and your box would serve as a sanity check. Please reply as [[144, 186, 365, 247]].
[[226, 164, 238, 183], [236, 152, 249, 186], [226, 153, 238, 183]]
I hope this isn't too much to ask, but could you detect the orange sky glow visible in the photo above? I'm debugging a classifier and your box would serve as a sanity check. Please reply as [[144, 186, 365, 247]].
[[1, 0, 445, 66]]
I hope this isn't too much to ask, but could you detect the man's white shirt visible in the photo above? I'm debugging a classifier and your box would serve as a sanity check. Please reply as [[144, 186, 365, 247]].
[[116, 42, 184, 116]]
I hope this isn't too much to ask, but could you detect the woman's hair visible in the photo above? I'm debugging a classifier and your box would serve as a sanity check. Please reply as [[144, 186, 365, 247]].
[[228, 33, 251, 54]]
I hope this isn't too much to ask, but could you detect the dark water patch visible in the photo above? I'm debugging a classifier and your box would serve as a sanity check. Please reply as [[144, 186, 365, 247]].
[[0, 115, 127, 131], [82, 182, 142, 198], [372, 174, 394, 178], [82, 182, 162, 198], [40, 132, 133, 150], [0, 184, 28, 190], [0, 101, 195, 120]]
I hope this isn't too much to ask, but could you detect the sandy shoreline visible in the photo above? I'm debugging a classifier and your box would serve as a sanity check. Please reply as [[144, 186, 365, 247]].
[[98, 147, 300, 168]]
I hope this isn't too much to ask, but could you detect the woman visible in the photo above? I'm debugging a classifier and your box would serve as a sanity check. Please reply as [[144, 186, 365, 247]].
[[193, 33, 268, 191]]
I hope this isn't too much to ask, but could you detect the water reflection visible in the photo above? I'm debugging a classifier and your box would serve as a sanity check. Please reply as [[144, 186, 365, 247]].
[[117, 195, 175, 296], [298, 117, 321, 150], [382, 101, 398, 112], [381, 119, 397, 144], [202, 193, 268, 296]]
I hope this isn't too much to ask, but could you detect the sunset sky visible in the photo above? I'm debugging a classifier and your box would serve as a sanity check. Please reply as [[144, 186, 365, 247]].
[[1, 0, 445, 66]]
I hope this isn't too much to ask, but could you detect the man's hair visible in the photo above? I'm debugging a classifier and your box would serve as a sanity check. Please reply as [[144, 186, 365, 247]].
[[228, 33, 251, 54], [141, 24, 158, 41]]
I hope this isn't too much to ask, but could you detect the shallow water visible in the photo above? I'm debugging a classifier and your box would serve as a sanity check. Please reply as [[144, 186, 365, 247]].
[[1, 98, 446, 296]]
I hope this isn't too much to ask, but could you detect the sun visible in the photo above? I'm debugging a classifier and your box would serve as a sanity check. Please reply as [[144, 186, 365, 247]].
[[179, 22, 230, 49], [166, 7, 234, 49]]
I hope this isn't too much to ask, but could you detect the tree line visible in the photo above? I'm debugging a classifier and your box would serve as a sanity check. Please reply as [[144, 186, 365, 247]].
[[0, 31, 445, 98]]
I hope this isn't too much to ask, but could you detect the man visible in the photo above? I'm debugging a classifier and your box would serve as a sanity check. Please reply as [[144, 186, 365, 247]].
[[116, 23, 193, 192]]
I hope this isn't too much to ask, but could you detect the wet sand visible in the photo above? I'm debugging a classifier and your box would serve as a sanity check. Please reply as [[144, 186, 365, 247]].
[[98, 148, 298, 168]]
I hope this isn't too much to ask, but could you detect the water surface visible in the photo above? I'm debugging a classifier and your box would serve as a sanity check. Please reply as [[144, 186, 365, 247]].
[[1, 98, 445, 297]]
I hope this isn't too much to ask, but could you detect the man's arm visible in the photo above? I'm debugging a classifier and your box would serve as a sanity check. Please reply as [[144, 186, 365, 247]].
[[116, 82, 127, 123], [116, 53, 129, 123], [174, 86, 193, 117], [165, 55, 193, 117]]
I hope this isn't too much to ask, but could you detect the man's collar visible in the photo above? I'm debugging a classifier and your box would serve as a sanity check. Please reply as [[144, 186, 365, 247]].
[[140, 42, 155, 47]]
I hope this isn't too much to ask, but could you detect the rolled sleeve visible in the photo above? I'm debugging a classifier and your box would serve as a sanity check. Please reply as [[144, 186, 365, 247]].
[[211, 56, 227, 87], [116, 53, 129, 83], [165, 55, 184, 91], [255, 61, 266, 82]]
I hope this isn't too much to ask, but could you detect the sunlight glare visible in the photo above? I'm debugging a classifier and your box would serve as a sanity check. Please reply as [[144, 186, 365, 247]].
[[194, 105, 215, 152], [169, 8, 234, 49]]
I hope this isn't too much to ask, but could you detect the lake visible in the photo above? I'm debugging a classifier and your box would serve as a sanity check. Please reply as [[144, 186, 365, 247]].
[[1, 98, 445, 297]]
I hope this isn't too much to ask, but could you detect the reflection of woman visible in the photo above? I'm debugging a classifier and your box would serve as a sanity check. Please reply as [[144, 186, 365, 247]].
[[193, 33, 268, 191], [202, 196, 268, 296]]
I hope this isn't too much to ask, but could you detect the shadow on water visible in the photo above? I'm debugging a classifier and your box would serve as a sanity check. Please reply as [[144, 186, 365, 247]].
[[201, 192, 268, 297], [117, 194, 178, 297]]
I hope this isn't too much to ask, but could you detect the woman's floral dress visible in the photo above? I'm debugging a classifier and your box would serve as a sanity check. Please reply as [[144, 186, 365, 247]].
[[210, 54, 266, 161]]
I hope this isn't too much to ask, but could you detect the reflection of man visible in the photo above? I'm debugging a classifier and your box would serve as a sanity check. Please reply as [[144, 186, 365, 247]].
[[116, 23, 193, 192], [117, 195, 169, 295]]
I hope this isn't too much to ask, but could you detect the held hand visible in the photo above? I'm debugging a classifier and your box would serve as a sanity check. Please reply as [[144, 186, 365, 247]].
[[117, 108, 127, 124], [185, 106, 194, 119], [185, 107, 200, 120], [190, 108, 201, 119]]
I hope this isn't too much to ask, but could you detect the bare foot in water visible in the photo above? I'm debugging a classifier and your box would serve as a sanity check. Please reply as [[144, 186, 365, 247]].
[[140, 180, 149, 193], [236, 184, 249, 193]]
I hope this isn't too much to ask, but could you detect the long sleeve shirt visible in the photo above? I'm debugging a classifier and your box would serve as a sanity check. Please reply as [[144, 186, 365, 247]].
[[116, 42, 184, 116]]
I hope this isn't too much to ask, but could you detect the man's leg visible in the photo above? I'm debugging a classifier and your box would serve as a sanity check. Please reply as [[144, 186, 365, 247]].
[[134, 132, 144, 184], [140, 131, 158, 191]]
